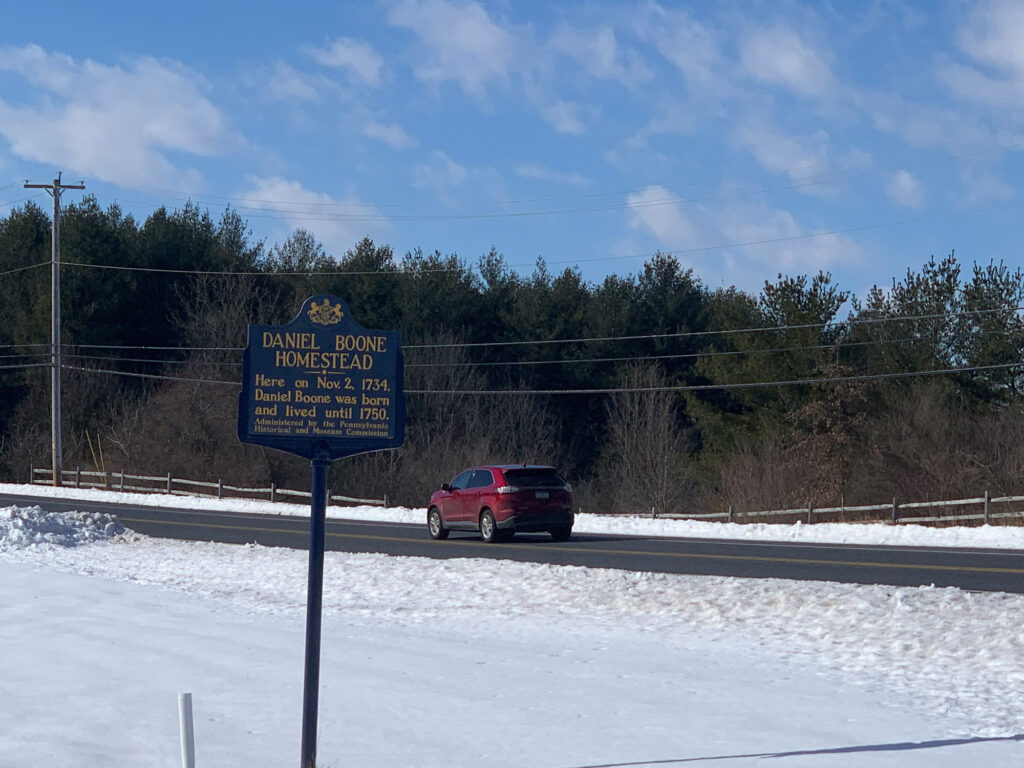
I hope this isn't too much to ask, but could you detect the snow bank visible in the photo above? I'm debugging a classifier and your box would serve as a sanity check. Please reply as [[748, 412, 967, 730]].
[[0, 505, 125, 549], [4, 481, 1024, 549]]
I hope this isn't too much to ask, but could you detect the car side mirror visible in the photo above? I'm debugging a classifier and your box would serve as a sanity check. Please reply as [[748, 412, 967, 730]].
[[441, 483, 452, 492]]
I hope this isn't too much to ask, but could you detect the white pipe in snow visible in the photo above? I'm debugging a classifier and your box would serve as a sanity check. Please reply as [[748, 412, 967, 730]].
[[178, 692, 196, 768]]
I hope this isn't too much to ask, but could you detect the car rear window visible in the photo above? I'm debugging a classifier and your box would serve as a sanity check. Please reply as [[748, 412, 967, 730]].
[[503, 469, 565, 487]]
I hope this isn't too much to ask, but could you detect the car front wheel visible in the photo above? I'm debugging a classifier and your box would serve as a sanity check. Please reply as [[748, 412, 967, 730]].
[[549, 525, 572, 542], [479, 509, 498, 543], [428, 507, 449, 540]]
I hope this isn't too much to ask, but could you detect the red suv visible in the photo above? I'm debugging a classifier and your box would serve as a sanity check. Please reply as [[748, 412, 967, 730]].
[[427, 465, 574, 543]]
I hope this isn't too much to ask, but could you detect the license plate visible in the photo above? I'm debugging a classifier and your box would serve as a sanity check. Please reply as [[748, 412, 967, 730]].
[[535, 490, 549, 499]]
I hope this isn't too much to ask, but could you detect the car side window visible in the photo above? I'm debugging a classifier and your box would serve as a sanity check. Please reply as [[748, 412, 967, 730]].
[[450, 470, 473, 490], [468, 469, 494, 489]]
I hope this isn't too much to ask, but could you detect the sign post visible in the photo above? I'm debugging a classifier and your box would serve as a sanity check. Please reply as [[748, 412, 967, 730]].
[[238, 295, 404, 768]]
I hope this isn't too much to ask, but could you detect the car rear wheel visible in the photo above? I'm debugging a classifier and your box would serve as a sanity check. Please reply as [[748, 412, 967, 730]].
[[479, 509, 498, 543], [428, 507, 449, 540], [549, 525, 572, 542]]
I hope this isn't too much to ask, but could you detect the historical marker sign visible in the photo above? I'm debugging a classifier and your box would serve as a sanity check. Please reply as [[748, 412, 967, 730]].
[[238, 294, 404, 460], [236, 294, 404, 768]]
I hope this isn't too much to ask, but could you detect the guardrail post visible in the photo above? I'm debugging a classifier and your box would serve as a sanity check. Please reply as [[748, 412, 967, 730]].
[[326, 489, 331, 507], [651, 506, 656, 520], [384, 494, 389, 509], [271, 483, 277, 503], [728, 504, 734, 523], [119, 471, 125, 493], [891, 496, 898, 525], [29, 463, 33, 485], [218, 478, 224, 499], [75, 466, 81, 488], [167, 472, 172, 494], [807, 502, 814, 525], [984, 489, 991, 525]]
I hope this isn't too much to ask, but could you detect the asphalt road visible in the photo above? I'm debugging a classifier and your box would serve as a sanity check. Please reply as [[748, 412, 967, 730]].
[[4, 491, 1024, 593]]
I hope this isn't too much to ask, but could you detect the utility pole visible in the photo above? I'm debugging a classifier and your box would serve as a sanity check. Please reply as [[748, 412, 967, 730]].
[[24, 172, 85, 486]]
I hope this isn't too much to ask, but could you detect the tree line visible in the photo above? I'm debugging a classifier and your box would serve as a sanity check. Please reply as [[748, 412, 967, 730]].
[[2, 196, 1024, 515]]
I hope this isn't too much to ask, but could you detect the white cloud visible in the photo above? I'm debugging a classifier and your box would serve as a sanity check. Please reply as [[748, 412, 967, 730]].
[[363, 121, 417, 150], [732, 118, 831, 186], [960, 166, 1015, 204], [549, 23, 652, 88], [537, 98, 586, 135], [634, 4, 722, 89], [627, 185, 859, 285], [0, 45, 236, 189], [412, 149, 505, 206], [957, 0, 1024, 78], [739, 24, 834, 98], [860, 89, 999, 151], [626, 105, 697, 149], [265, 61, 323, 103], [240, 176, 389, 258], [308, 37, 383, 87], [886, 169, 923, 208], [413, 149, 469, 193], [940, 61, 1024, 109], [938, 1, 1024, 111], [388, 0, 516, 96], [627, 185, 702, 246], [514, 163, 591, 186]]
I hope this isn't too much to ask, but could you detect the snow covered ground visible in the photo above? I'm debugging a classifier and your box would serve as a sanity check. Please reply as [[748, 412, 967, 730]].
[[2, 493, 1024, 766]]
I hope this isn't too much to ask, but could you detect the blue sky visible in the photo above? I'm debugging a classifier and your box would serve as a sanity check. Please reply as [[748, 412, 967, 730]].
[[1, 0, 1022, 297]]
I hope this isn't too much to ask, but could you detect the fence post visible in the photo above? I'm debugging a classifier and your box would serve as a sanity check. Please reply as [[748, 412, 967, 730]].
[[891, 496, 898, 525], [167, 472, 172, 494], [120, 471, 125, 493], [984, 489, 991, 525], [178, 692, 196, 768]]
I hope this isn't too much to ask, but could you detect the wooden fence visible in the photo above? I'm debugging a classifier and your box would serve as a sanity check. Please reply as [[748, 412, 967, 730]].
[[27, 466, 1024, 526], [647, 490, 1024, 526], [29, 467, 387, 508]]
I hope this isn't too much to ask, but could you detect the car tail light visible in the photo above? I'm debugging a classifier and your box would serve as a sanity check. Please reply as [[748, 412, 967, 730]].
[[496, 485, 519, 494]]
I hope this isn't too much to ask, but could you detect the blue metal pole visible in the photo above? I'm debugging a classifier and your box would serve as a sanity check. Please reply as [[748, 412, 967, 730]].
[[300, 454, 329, 768]]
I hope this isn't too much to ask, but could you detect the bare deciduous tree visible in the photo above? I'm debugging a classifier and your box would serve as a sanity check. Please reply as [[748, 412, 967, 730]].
[[594, 363, 693, 515]]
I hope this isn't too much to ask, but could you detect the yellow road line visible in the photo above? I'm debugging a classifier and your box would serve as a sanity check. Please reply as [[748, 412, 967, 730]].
[[117, 516, 1024, 576]]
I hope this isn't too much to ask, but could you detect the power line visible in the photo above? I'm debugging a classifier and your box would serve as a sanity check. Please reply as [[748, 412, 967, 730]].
[[0, 362, 51, 372], [60, 359, 1024, 393], [403, 305, 1024, 350], [22, 325, 1013, 374], [63, 352, 241, 367], [58, 260, 463, 277], [11, 304, 1019, 358], [61, 364, 232, 385], [404, 332, 1019, 369], [0, 261, 49, 278]]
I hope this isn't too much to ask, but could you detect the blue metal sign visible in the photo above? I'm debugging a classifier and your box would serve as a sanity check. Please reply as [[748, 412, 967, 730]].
[[237, 294, 405, 460]]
